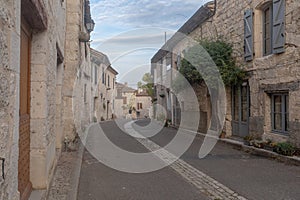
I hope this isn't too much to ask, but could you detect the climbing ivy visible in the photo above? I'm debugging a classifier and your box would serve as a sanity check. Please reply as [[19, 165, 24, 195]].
[[172, 38, 246, 92]]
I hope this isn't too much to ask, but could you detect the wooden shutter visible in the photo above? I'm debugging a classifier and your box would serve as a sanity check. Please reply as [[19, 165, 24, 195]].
[[272, 0, 285, 54], [244, 9, 253, 61]]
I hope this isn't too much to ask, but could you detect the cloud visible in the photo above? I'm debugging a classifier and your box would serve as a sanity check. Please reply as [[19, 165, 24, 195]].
[[92, 28, 175, 59], [89, 0, 211, 85], [91, 0, 210, 30]]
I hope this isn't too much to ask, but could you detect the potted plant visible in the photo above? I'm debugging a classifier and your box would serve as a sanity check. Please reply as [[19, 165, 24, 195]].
[[243, 135, 253, 146], [219, 132, 226, 138], [252, 139, 265, 148], [274, 142, 296, 156], [164, 119, 172, 127], [263, 139, 277, 151]]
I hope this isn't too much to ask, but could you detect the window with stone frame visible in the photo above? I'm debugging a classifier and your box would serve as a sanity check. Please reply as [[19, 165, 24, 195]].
[[263, 0, 285, 56], [248, 0, 286, 59], [271, 93, 289, 134], [263, 3, 273, 56]]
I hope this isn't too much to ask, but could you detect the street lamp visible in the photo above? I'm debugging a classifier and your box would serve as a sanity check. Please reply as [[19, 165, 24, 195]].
[[86, 18, 95, 33], [79, 18, 95, 42]]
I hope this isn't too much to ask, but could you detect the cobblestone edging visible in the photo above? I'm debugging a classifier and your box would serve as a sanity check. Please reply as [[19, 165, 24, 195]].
[[47, 141, 84, 200], [136, 137, 247, 200]]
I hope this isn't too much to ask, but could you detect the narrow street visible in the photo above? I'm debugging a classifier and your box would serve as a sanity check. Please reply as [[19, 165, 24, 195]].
[[77, 120, 300, 200]]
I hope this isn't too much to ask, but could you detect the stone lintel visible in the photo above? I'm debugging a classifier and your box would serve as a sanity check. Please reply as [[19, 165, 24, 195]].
[[21, 0, 48, 31], [260, 81, 300, 93]]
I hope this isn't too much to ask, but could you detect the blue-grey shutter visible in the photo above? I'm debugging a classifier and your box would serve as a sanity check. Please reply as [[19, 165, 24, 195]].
[[272, 0, 285, 54], [244, 9, 253, 61]]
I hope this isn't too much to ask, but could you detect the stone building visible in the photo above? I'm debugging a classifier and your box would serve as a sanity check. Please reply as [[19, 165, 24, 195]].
[[90, 48, 118, 121], [115, 83, 138, 119], [152, 0, 300, 147], [62, 0, 95, 141], [0, 0, 94, 199], [135, 88, 152, 119], [151, 2, 215, 132]]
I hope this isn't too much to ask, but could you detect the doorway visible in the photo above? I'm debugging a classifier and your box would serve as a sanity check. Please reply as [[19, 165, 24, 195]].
[[18, 22, 32, 200], [232, 82, 250, 137]]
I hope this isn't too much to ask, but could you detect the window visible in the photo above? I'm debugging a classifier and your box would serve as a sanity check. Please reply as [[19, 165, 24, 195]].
[[137, 103, 143, 110], [244, 0, 285, 60], [176, 54, 181, 70], [263, 4, 272, 56], [263, 0, 286, 55], [84, 84, 87, 103], [94, 66, 97, 85], [91, 65, 93, 83], [271, 93, 289, 134], [102, 69, 105, 84], [113, 78, 115, 89], [108, 75, 110, 87]]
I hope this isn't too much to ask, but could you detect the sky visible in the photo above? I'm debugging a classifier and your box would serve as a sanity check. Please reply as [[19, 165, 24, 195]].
[[90, 0, 210, 88]]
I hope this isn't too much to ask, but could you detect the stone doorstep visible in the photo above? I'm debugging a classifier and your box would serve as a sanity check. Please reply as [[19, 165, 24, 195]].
[[28, 190, 46, 200], [180, 128, 300, 166]]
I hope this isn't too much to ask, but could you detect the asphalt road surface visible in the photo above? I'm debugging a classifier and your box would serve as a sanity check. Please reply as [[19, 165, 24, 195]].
[[77, 119, 300, 200]]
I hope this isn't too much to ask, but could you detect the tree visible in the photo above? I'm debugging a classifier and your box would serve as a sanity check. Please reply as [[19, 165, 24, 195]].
[[137, 73, 154, 98]]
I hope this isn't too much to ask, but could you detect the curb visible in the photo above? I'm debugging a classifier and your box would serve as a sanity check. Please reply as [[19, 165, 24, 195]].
[[180, 128, 300, 166], [219, 138, 300, 166], [67, 141, 84, 200], [46, 140, 84, 200]]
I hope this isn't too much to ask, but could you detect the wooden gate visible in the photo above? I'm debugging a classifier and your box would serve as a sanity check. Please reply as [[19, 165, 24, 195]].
[[18, 22, 32, 200]]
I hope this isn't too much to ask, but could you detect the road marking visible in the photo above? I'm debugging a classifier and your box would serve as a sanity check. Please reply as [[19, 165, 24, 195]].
[[127, 122, 247, 200]]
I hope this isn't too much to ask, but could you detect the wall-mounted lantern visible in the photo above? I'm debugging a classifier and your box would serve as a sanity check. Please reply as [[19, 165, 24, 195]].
[[86, 18, 95, 33]]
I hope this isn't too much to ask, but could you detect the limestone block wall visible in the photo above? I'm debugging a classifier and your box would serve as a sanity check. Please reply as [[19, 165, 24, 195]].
[[156, 0, 300, 146], [63, 0, 93, 140], [0, 0, 21, 199], [250, 0, 300, 146], [29, 0, 67, 190], [188, 0, 300, 145], [135, 96, 152, 118], [63, 0, 82, 141]]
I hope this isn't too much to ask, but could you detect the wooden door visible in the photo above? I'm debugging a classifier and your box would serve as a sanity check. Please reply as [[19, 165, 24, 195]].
[[18, 22, 32, 200]]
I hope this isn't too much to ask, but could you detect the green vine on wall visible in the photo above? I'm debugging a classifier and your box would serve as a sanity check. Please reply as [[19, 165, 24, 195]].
[[172, 38, 246, 91]]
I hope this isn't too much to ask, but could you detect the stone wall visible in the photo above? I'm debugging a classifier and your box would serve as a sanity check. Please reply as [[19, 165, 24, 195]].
[[0, 0, 21, 199], [153, 0, 300, 146], [135, 96, 152, 118], [63, 0, 93, 141], [90, 49, 118, 121], [0, 0, 69, 198], [29, 0, 67, 189], [191, 0, 300, 145]]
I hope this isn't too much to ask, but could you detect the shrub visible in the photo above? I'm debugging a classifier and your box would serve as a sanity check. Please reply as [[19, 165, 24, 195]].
[[172, 38, 246, 92], [274, 142, 296, 156], [243, 135, 254, 141]]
